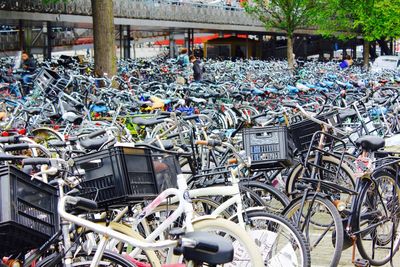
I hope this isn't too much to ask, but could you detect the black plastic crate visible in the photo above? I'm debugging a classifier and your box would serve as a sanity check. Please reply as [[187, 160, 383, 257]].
[[243, 126, 294, 170], [0, 165, 59, 256], [289, 111, 341, 152], [73, 146, 159, 208]]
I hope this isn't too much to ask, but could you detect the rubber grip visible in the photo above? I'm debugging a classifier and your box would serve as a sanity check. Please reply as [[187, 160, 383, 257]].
[[22, 158, 52, 166], [3, 143, 30, 152]]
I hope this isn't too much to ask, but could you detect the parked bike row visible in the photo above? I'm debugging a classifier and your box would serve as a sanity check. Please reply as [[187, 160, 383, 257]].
[[0, 56, 400, 266]]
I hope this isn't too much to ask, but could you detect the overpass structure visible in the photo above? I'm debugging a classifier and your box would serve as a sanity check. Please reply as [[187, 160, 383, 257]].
[[0, 0, 322, 59]]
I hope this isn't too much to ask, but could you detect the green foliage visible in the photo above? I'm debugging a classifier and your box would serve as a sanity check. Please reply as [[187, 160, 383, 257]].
[[42, 0, 68, 4], [317, 0, 400, 41], [243, 0, 323, 37]]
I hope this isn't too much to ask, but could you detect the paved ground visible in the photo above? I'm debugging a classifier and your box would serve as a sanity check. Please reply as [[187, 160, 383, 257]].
[[309, 228, 400, 267]]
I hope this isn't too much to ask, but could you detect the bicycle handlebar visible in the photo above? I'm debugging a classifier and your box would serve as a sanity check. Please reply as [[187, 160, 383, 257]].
[[195, 140, 222, 147], [22, 158, 52, 166]]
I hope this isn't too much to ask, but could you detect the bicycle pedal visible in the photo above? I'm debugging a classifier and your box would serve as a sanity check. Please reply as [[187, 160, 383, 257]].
[[354, 258, 370, 267]]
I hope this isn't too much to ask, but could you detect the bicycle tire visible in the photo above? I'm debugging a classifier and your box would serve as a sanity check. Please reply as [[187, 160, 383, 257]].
[[190, 217, 264, 266], [283, 194, 343, 267], [286, 155, 355, 204], [240, 180, 290, 213], [36, 249, 137, 267], [232, 210, 311, 267], [355, 168, 400, 266]]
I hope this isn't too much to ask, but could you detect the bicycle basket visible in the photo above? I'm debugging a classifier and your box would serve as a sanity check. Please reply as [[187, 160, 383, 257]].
[[289, 111, 341, 152], [243, 126, 295, 170], [74, 146, 159, 208], [0, 165, 59, 255]]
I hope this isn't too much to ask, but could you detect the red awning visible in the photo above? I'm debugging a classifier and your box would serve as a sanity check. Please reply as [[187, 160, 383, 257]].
[[154, 34, 249, 46]]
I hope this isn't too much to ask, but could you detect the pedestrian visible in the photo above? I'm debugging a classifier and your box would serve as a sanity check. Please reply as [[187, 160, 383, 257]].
[[190, 55, 203, 83], [177, 48, 190, 68], [20, 51, 36, 84], [339, 55, 353, 69]]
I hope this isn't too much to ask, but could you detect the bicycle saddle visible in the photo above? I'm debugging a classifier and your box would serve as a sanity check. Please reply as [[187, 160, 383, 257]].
[[25, 108, 42, 115], [131, 117, 165, 126], [154, 140, 174, 150], [355, 136, 385, 152], [373, 98, 387, 105], [79, 136, 108, 150], [338, 109, 357, 121], [179, 231, 234, 265]]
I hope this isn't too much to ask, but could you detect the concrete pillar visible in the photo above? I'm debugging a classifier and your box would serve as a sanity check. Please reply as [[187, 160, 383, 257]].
[[123, 25, 130, 59], [303, 36, 308, 59], [119, 25, 123, 59], [271, 35, 276, 58], [184, 29, 189, 51], [42, 22, 52, 60], [169, 32, 175, 58], [24, 24, 32, 53], [18, 20, 24, 51], [390, 38, 394, 55]]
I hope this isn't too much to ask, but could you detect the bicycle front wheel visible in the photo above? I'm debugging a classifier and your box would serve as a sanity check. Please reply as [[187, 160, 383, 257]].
[[356, 169, 400, 266], [191, 217, 264, 266], [283, 195, 343, 267], [238, 210, 311, 267]]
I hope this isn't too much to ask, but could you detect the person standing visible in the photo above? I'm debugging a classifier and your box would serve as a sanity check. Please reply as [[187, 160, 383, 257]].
[[190, 55, 203, 83], [20, 51, 36, 84], [177, 48, 190, 68], [339, 55, 353, 69]]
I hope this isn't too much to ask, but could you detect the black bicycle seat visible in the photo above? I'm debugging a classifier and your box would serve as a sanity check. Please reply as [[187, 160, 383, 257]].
[[355, 136, 385, 152], [180, 231, 234, 265], [79, 136, 108, 150], [131, 117, 165, 126], [338, 109, 357, 121]]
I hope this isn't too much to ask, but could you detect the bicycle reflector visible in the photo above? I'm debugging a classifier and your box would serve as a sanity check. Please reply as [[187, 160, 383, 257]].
[[333, 200, 346, 212], [17, 129, 26, 135], [1, 131, 9, 137]]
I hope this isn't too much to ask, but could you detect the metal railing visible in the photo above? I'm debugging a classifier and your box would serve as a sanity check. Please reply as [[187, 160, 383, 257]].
[[0, 0, 262, 26]]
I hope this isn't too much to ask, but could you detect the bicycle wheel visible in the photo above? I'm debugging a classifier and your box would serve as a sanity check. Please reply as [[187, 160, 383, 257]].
[[283, 194, 343, 267], [233, 210, 310, 267], [191, 217, 264, 266], [286, 155, 355, 205], [36, 249, 137, 267], [355, 168, 400, 266], [240, 180, 290, 213]]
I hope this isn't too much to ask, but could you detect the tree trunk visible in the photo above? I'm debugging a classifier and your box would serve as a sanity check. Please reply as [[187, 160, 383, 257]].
[[363, 40, 370, 69], [91, 0, 116, 77], [287, 35, 294, 70]]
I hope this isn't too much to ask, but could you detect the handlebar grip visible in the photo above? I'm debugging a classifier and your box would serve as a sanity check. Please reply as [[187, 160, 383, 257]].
[[195, 140, 208, 146], [85, 129, 106, 139], [282, 102, 298, 109], [183, 115, 199, 121], [71, 197, 98, 211], [3, 143, 30, 152], [195, 140, 222, 147], [0, 136, 20, 144], [22, 158, 52, 166], [227, 158, 238, 164]]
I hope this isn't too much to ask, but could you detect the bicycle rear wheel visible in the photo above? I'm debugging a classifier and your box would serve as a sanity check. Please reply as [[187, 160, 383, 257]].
[[283, 194, 343, 267], [356, 169, 400, 266], [191, 217, 264, 266], [235, 210, 311, 267]]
